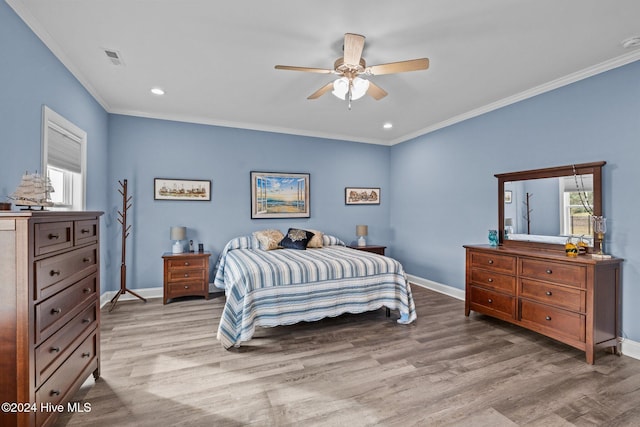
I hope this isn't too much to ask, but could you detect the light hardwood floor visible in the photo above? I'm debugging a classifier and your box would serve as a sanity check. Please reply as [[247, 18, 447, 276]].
[[57, 286, 640, 427]]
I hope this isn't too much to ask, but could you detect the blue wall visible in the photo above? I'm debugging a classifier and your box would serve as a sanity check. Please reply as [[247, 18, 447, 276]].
[[390, 60, 640, 342], [3, 0, 639, 343], [0, 2, 109, 283], [106, 115, 390, 291]]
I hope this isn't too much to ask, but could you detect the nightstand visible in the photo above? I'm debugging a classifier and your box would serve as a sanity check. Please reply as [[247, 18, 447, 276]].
[[347, 245, 386, 255], [162, 252, 210, 304]]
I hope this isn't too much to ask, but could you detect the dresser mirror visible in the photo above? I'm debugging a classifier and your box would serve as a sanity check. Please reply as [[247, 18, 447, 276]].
[[495, 161, 605, 250]]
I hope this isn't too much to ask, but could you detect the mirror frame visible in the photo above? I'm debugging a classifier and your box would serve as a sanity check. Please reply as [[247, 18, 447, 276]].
[[495, 161, 605, 252]]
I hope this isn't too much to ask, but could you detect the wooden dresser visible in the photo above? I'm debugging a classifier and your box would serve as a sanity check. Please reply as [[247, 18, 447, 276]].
[[464, 244, 621, 364], [0, 211, 102, 427], [162, 252, 210, 304]]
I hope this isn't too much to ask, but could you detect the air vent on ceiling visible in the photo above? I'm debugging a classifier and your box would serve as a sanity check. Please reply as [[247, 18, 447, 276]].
[[104, 48, 124, 66]]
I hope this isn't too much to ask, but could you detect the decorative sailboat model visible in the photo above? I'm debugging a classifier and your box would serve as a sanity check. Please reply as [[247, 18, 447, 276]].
[[9, 171, 54, 210]]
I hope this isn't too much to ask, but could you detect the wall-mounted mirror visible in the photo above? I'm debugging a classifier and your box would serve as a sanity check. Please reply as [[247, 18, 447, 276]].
[[496, 161, 604, 250]]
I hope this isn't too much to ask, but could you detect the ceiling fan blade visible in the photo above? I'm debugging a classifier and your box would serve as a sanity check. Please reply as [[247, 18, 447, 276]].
[[366, 81, 388, 100], [343, 33, 365, 67], [275, 65, 333, 74], [307, 82, 335, 99], [367, 58, 429, 75]]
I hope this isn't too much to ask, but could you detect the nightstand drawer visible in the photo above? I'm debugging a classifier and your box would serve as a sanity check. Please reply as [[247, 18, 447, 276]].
[[167, 281, 207, 297], [167, 268, 206, 283], [166, 257, 206, 270]]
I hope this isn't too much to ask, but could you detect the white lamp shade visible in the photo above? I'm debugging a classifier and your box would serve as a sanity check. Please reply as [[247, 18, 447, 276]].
[[170, 226, 186, 241], [332, 77, 370, 100]]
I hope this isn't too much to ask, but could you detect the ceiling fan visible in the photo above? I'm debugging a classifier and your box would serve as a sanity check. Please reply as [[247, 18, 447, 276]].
[[275, 33, 429, 109]]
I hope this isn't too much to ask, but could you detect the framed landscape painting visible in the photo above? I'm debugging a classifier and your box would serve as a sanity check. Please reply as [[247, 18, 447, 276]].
[[251, 171, 310, 219], [345, 187, 380, 205], [154, 178, 211, 201]]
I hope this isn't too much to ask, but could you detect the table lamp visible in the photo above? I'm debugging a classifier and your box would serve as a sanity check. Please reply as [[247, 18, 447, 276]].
[[170, 226, 186, 254], [356, 225, 368, 247]]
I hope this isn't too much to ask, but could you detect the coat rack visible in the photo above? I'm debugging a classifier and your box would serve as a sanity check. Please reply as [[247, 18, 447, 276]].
[[110, 179, 146, 311]]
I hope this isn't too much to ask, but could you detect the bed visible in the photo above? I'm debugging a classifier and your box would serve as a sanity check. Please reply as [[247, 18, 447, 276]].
[[213, 232, 417, 348]]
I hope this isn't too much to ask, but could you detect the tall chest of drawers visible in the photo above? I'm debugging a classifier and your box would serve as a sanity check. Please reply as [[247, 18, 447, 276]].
[[0, 211, 102, 427], [464, 244, 622, 364]]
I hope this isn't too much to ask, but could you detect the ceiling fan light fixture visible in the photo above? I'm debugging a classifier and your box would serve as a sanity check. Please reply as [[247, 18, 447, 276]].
[[332, 77, 370, 101]]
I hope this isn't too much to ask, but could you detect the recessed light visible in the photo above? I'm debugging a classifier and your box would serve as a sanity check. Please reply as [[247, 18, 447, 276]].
[[383, 123, 393, 129], [150, 87, 165, 95], [621, 36, 640, 49]]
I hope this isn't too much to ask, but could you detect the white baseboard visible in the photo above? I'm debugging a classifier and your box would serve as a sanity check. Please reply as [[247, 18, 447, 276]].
[[406, 273, 640, 362], [406, 274, 465, 301], [621, 338, 640, 361], [100, 283, 221, 308]]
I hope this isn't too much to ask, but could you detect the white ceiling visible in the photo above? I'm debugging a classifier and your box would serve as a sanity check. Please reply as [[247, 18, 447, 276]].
[[7, 0, 640, 145]]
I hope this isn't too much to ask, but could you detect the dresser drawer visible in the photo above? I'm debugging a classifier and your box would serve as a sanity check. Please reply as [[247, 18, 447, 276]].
[[35, 302, 97, 387], [470, 268, 516, 294], [34, 221, 73, 256], [74, 219, 98, 246], [469, 251, 516, 274], [469, 285, 515, 319], [520, 258, 586, 288], [167, 281, 207, 298], [166, 257, 206, 270], [36, 332, 97, 427], [34, 245, 97, 300], [35, 273, 97, 344], [520, 279, 586, 312], [167, 268, 206, 283], [520, 300, 585, 342]]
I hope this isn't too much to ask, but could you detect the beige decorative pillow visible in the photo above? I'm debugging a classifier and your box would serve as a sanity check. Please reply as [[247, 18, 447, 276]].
[[253, 229, 284, 250], [305, 229, 324, 248]]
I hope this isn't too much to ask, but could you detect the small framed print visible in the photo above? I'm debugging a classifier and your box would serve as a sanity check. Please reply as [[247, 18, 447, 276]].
[[505, 190, 512, 204], [345, 187, 380, 205], [154, 178, 211, 201]]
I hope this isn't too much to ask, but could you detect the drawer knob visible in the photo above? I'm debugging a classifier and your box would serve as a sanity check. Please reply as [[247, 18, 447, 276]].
[[50, 390, 60, 397], [81, 228, 91, 234], [83, 257, 92, 263], [184, 273, 189, 278], [50, 346, 60, 353], [546, 269, 553, 274], [545, 291, 553, 296], [488, 260, 494, 264], [184, 262, 190, 266], [184, 285, 189, 289], [82, 318, 91, 324], [545, 316, 552, 321], [50, 269, 61, 276], [487, 298, 493, 303], [51, 308, 61, 315], [82, 352, 91, 358], [488, 278, 494, 283], [83, 287, 92, 293], [48, 233, 60, 240]]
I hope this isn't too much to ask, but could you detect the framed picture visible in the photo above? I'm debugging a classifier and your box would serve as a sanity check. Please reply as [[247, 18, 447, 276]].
[[154, 178, 211, 201], [505, 190, 512, 204], [250, 171, 310, 219], [345, 187, 380, 205]]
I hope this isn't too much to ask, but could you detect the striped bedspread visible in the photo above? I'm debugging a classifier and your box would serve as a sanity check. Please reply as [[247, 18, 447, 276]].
[[213, 235, 417, 348]]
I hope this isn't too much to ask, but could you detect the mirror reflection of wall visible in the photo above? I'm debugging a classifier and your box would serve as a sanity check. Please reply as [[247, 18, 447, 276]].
[[504, 174, 594, 243]]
